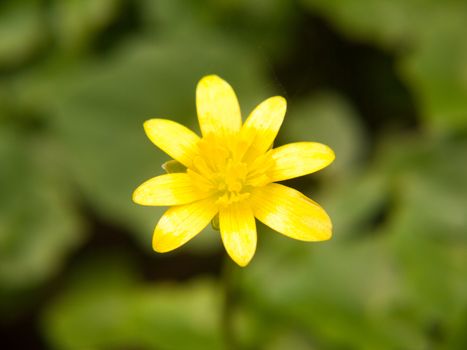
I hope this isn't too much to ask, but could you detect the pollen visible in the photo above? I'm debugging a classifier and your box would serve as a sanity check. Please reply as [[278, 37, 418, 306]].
[[187, 134, 273, 206]]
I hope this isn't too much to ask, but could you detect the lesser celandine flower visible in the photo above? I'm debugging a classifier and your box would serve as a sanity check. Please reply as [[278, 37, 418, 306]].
[[133, 75, 335, 266]]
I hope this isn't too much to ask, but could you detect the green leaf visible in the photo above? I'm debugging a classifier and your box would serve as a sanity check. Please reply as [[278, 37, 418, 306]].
[[42, 255, 224, 350], [280, 92, 367, 177], [238, 229, 425, 350], [0, 127, 83, 291], [0, 0, 46, 69], [140, 0, 294, 55], [379, 136, 467, 320], [379, 136, 467, 242], [237, 134, 467, 349], [51, 0, 123, 53], [401, 20, 467, 134], [161, 160, 186, 174], [302, 0, 467, 133]]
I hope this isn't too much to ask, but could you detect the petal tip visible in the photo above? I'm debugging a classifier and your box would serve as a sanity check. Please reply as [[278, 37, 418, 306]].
[[131, 189, 141, 204], [269, 96, 287, 114], [132, 184, 148, 205], [152, 243, 167, 253], [231, 254, 253, 267], [197, 74, 223, 87], [272, 95, 287, 106], [326, 145, 336, 164], [143, 118, 169, 133], [143, 118, 157, 129], [224, 238, 256, 267], [321, 227, 333, 241], [317, 215, 333, 241], [152, 235, 172, 253], [143, 119, 158, 137]]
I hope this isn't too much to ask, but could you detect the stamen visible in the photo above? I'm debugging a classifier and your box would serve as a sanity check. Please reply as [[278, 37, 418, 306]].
[[189, 135, 273, 206]]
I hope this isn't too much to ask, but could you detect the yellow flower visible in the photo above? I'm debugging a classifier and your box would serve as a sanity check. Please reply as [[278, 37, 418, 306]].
[[133, 75, 335, 266]]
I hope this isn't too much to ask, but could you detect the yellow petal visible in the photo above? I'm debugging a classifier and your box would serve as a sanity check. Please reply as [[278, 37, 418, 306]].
[[133, 173, 209, 206], [144, 119, 200, 167], [196, 75, 242, 137], [153, 197, 218, 252], [251, 183, 332, 241], [219, 202, 257, 267], [241, 96, 286, 158], [269, 142, 335, 182]]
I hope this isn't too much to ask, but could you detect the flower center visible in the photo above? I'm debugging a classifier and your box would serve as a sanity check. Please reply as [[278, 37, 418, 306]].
[[188, 134, 274, 206], [214, 158, 250, 205]]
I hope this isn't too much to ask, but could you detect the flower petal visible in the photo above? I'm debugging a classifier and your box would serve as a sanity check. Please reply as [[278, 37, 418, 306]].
[[219, 202, 257, 267], [144, 119, 200, 167], [251, 183, 332, 241], [269, 142, 335, 182], [241, 96, 286, 158], [153, 197, 218, 252], [196, 75, 242, 137], [133, 173, 209, 206]]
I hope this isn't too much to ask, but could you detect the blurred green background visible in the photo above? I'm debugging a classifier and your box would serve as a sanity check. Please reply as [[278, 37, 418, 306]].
[[1, 0, 467, 349]]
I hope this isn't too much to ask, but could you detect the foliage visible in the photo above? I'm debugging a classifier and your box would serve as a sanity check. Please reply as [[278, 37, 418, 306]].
[[1, 0, 466, 349]]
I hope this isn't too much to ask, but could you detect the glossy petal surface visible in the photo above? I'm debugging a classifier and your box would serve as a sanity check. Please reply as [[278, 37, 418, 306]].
[[144, 119, 200, 167], [219, 202, 257, 266], [153, 198, 218, 252], [196, 75, 242, 138], [270, 142, 335, 182], [251, 183, 332, 241], [241, 96, 286, 158], [133, 173, 209, 206]]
